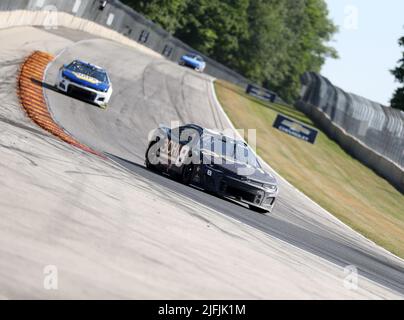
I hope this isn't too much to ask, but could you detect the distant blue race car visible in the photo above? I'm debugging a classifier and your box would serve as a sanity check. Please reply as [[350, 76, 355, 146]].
[[57, 59, 113, 108], [179, 53, 206, 72]]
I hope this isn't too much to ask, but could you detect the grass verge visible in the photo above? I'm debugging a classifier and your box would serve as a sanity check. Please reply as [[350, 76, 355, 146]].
[[215, 79, 404, 258]]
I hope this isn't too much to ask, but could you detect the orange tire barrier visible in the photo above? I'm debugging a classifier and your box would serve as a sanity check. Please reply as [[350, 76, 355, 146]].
[[18, 51, 101, 157]]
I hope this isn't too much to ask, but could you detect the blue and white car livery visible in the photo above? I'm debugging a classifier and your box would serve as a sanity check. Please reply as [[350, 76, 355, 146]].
[[179, 53, 206, 72], [57, 60, 112, 107]]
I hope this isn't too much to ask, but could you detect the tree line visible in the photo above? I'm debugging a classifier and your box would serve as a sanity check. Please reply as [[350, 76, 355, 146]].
[[391, 36, 404, 111], [123, 0, 337, 103]]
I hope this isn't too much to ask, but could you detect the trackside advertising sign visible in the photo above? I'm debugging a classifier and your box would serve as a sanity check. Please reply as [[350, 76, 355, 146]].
[[273, 114, 318, 144], [246, 84, 277, 103]]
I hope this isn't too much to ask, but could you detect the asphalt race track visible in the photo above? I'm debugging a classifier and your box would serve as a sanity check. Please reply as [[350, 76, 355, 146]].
[[40, 28, 404, 295]]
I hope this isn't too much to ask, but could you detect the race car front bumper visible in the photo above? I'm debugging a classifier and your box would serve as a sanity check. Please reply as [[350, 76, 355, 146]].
[[199, 165, 278, 212], [57, 72, 112, 106]]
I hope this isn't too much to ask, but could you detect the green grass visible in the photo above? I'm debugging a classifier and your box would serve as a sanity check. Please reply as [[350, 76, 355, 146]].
[[215, 79, 404, 258]]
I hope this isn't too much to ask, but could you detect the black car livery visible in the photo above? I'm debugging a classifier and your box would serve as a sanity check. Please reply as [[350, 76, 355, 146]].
[[145, 124, 278, 213]]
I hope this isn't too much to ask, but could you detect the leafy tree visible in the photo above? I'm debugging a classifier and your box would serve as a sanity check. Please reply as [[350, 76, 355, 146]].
[[123, 0, 188, 33], [238, 0, 289, 84], [175, 0, 249, 65], [122, 0, 337, 103], [272, 0, 338, 102], [391, 36, 404, 110]]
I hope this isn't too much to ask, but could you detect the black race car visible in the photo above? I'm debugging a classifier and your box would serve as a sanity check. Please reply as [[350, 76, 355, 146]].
[[145, 124, 278, 213]]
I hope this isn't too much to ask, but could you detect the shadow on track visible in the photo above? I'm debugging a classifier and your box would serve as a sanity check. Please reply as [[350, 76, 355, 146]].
[[31, 78, 102, 109], [107, 153, 253, 211]]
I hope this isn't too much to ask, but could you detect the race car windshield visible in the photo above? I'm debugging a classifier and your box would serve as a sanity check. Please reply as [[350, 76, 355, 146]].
[[201, 135, 260, 167], [188, 54, 203, 61], [66, 61, 108, 82]]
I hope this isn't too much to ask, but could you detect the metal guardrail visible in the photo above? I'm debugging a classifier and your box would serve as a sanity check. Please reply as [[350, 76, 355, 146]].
[[297, 72, 404, 192]]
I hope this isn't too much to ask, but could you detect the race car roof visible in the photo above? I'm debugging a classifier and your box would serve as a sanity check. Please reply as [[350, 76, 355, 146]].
[[184, 124, 247, 146], [73, 59, 104, 71]]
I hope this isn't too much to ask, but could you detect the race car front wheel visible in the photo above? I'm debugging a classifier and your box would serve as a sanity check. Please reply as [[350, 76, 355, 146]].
[[145, 141, 160, 171], [181, 164, 195, 185]]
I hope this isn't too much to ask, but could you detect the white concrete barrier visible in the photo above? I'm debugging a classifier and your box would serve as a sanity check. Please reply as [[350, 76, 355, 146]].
[[0, 10, 162, 58]]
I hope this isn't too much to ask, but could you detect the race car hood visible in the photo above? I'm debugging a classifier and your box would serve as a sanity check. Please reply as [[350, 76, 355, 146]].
[[181, 55, 204, 67], [201, 152, 277, 184], [62, 69, 109, 92]]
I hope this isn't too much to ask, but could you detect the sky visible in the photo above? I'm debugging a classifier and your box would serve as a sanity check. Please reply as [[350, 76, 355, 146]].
[[321, 0, 404, 105]]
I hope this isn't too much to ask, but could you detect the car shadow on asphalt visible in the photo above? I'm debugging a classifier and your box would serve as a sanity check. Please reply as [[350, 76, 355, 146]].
[[30, 78, 102, 109], [105, 152, 256, 213]]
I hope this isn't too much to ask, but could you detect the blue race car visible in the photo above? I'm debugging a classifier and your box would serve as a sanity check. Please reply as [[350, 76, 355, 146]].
[[179, 53, 206, 72], [57, 59, 113, 108]]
